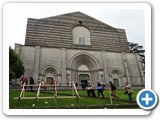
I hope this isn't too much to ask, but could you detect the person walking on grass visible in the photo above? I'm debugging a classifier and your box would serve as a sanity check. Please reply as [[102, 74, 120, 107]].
[[41, 79, 47, 90], [124, 81, 133, 102], [109, 81, 119, 100], [96, 82, 104, 98], [29, 77, 34, 91], [86, 81, 96, 97], [20, 75, 28, 90], [50, 79, 55, 90]]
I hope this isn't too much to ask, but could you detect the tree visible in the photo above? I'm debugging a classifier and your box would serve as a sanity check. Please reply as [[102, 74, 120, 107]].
[[128, 42, 145, 69], [9, 47, 24, 81]]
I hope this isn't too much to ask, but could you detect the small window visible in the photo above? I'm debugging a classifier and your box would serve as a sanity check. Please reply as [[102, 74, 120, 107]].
[[79, 37, 85, 45]]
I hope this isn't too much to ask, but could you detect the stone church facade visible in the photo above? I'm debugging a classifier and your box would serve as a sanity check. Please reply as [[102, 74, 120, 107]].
[[15, 12, 145, 87]]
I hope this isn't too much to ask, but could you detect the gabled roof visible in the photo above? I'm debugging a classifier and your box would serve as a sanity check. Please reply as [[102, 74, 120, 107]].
[[40, 11, 116, 29]]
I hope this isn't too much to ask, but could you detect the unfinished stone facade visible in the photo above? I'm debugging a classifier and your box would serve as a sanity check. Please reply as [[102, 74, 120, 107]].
[[15, 12, 145, 87]]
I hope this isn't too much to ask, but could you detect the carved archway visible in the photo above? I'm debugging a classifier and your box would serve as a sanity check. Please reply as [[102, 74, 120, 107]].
[[110, 69, 124, 87], [69, 53, 100, 86], [41, 65, 60, 83]]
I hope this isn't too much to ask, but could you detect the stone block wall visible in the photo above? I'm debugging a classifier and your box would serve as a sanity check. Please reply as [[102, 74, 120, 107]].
[[25, 12, 129, 52], [15, 44, 143, 87]]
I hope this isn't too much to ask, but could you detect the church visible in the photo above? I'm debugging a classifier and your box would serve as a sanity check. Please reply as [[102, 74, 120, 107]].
[[15, 12, 145, 87]]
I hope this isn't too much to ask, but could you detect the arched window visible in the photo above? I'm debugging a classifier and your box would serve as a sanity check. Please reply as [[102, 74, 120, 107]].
[[72, 26, 91, 45]]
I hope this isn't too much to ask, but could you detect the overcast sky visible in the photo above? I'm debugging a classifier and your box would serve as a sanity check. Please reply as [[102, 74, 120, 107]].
[[3, 3, 145, 49]]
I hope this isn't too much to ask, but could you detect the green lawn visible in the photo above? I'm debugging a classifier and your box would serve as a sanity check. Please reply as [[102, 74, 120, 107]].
[[9, 89, 141, 109]]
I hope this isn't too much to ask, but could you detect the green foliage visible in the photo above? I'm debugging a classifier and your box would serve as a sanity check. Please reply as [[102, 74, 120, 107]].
[[128, 42, 145, 70], [9, 47, 24, 81], [9, 68, 15, 81]]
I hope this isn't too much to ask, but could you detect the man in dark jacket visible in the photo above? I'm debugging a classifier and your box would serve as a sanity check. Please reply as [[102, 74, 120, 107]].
[[29, 77, 34, 91], [109, 81, 119, 99]]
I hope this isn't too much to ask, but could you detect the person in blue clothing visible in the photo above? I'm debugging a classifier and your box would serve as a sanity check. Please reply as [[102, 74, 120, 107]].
[[96, 82, 104, 98]]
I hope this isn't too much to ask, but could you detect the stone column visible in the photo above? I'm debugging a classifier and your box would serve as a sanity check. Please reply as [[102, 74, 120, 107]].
[[57, 75, 61, 83], [90, 72, 95, 85], [99, 71, 102, 83], [33, 46, 41, 82], [100, 51, 109, 84], [121, 52, 131, 82], [61, 48, 67, 83], [75, 71, 78, 86]]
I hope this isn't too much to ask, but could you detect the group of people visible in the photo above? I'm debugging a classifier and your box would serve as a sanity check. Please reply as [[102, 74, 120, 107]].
[[20, 75, 34, 91], [20, 75, 55, 91], [86, 81, 133, 102], [20, 75, 133, 102]]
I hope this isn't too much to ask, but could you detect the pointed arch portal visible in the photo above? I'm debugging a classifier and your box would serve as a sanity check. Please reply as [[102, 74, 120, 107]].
[[68, 53, 102, 87]]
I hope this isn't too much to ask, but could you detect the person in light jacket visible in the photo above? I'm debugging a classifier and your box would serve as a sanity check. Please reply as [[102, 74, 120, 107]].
[[125, 81, 133, 102]]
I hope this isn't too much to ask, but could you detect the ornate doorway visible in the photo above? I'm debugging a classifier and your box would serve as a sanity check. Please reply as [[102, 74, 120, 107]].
[[69, 53, 101, 86]]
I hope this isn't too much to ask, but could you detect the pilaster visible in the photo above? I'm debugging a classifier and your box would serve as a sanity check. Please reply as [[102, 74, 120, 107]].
[[61, 48, 67, 83], [33, 46, 40, 81]]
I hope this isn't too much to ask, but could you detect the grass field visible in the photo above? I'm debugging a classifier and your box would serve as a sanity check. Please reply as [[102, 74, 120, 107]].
[[9, 89, 141, 109]]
